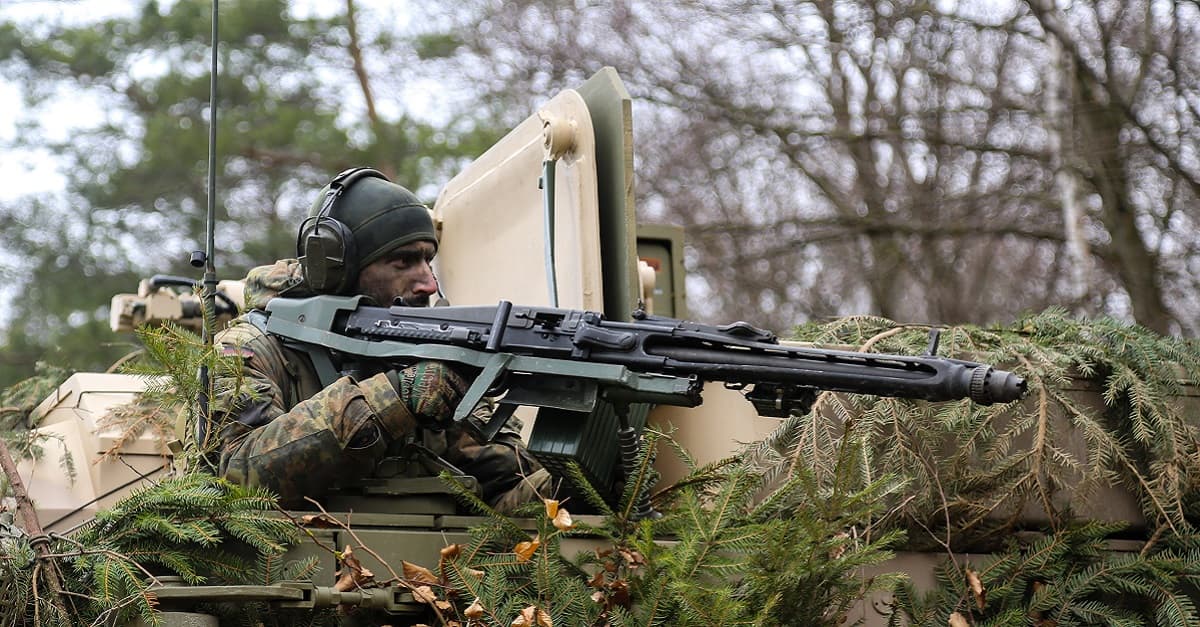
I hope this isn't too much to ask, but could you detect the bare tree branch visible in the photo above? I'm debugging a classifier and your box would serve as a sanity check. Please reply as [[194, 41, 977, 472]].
[[1026, 0, 1200, 199]]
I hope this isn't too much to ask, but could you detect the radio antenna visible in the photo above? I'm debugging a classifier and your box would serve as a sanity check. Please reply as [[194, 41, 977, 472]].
[[191, 0, 220, 470]]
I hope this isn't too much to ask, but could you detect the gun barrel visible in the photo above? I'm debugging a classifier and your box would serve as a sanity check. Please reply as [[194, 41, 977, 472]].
[[972, 367, 1027, 405], [644, 345, 1026, 405]]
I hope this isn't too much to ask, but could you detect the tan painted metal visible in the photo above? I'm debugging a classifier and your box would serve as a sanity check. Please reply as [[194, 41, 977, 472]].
[[636, 259, 656, 314], [649, 384, 779, 487], [20, 373, 171, 533], [433, 89, 602, 311], [110, 279, 244, 333]]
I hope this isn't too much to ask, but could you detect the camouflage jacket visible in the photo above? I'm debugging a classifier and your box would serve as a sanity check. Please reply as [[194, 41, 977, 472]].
[[212, 260, 542, 508]]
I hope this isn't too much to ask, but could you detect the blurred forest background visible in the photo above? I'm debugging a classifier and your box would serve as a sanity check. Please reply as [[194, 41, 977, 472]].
[[0, 0, 1197, 390]]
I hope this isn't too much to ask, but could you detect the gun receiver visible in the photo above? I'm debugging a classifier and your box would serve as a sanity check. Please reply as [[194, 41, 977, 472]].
[[264, 296, 1026, 441]]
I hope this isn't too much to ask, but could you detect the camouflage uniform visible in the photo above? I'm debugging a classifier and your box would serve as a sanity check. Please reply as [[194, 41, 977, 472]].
[[212, 260, 551, 512]]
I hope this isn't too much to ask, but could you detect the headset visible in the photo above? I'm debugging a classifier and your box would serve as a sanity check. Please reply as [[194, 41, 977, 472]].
[[296, 167, 388, 295]]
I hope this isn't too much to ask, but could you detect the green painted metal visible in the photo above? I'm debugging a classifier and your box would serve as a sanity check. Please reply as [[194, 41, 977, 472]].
[[578, 68, 640, 322], [528, 402, 652, 495], [148, 584, 305, 602], [132, 612, 218, 627], [636, 223, 688, 319]]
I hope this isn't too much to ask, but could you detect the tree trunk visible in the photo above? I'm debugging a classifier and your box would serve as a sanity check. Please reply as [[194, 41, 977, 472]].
[[1075, 70, 1172, 334]]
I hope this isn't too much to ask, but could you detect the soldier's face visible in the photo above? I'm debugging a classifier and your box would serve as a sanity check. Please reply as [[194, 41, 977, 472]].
[[356, 240, 438, 307]]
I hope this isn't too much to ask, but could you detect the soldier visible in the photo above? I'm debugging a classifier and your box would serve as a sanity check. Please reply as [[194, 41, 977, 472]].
[[211, 168, 551, 513]]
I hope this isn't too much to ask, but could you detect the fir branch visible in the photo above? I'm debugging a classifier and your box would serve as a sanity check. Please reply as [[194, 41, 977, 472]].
[[0, 363, 70, 433], [438, 471, 527, 537], [788, 310, 1200, 548], [562, 461, 618, 517]]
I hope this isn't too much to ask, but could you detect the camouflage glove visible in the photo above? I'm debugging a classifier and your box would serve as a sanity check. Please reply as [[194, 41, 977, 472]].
[[385, 361, 469, 428]]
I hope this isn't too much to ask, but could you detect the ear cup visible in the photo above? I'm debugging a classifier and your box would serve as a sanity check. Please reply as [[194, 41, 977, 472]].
[[296, 168, 388, 294], [298, 215, 358, 294]]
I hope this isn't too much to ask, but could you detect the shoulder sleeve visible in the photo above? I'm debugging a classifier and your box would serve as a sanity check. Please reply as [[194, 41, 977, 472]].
[[209, 319, 410, 505]]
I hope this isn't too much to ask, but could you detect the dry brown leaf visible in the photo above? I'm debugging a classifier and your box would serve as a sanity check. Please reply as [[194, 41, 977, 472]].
[[609, 579, 630, 607], [511, 606, 552, 627], [465, 598, 485, 619], [966, 567, 986, 610], [334, 567, 375, 591], [438, 543, 463, 580], [590, 590, 605, 604], [333, 570, 356, 592], [436, 599, 452, 611], [829, 531, 849, 559], [552, 507, 575, 531], [334, 545, 375, 591], [587, 571, 605, 589], [299, 513, 341, 528], [467, 568, 485, 579], [619, 549, 645, 569], [403, 560, 439, 585], [949, 612, 970, 627], [412, 585, 438, 605], [440, 544, 462, 561], [544, 498, 559, 519], [514, 535, 541, 562]]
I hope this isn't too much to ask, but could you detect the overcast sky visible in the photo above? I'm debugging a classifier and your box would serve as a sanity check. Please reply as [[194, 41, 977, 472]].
[[0, 0, 398, 329], [0, 1, 133, 200], [0, 0, 472, 325], [0, 0, 402, 200]]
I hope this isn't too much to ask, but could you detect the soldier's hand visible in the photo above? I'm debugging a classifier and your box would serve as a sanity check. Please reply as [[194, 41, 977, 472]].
[[386, 361, 468, 428]]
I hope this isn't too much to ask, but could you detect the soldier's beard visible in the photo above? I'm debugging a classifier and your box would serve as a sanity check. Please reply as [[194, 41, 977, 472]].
[[358, 283, 430, 307], [398, 294, 430, 307]]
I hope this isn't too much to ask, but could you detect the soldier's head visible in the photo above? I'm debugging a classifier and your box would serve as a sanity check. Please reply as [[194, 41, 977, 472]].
[[297, 168, 439, 306]]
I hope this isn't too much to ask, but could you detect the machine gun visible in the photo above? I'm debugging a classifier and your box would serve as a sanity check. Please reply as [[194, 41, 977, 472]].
[[261, 295, 1025, 509]]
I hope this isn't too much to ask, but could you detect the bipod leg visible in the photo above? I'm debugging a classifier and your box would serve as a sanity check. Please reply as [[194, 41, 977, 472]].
[[614, 403, 659, 521]]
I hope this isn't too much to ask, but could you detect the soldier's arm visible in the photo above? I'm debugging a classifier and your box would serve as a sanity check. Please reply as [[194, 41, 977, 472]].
[[211, 323, 417, 506]]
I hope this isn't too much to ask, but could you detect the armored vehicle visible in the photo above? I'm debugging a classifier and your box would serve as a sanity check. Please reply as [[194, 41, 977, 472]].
[[15, 68, 785, 625], [10, 68, 1189, 627]]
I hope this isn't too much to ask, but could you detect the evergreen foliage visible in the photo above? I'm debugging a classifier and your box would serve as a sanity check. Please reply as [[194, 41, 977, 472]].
[[783, 310, 1200, 624], [107, 319, 254, 462], [0, 363, 69, 433], [734, 435, 908, 625], [428, 426, 903, 626], [4, 306, 1200, 625], [889, 523, 1200, 626], [0, 363, 74, 487], [435, 476, 606, 626], [787, 310, 1200, 547], [0, 314, 299, 626], [0, 474, 306, 626]]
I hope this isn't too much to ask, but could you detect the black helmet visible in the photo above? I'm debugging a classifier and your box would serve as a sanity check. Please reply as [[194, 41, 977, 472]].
[[297, 168, 437, 294]]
